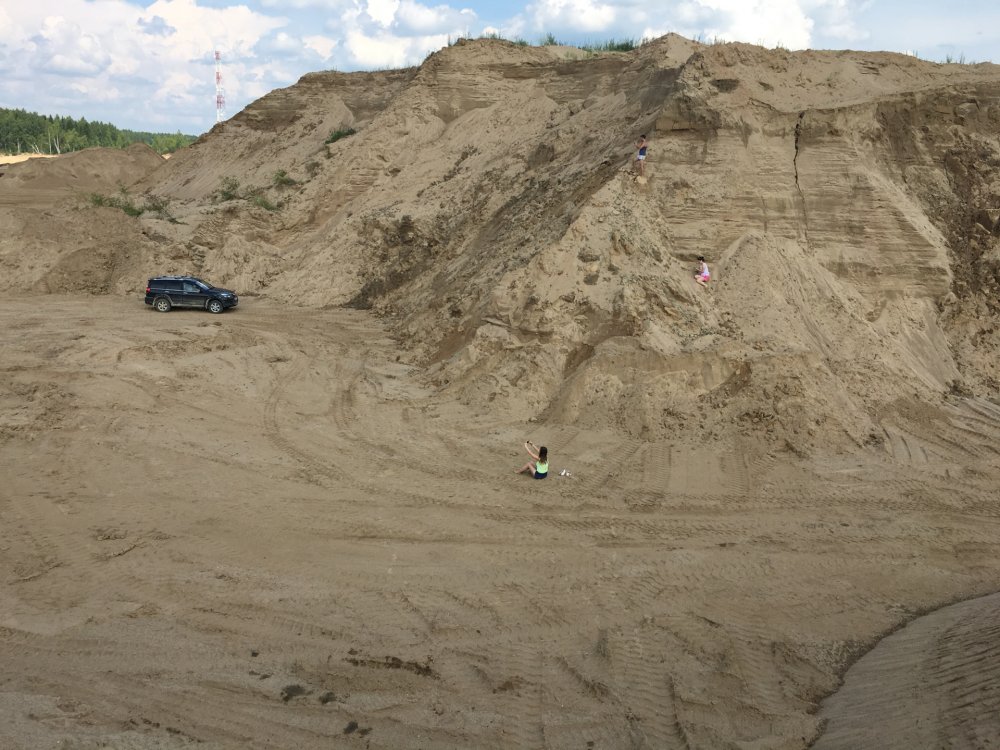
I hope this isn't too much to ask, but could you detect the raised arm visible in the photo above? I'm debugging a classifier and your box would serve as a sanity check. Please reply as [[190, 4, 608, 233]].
[[524, 441, 540, 460]]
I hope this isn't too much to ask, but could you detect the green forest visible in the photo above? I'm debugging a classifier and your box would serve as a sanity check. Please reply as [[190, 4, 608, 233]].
[[0, 108, 197, 156]]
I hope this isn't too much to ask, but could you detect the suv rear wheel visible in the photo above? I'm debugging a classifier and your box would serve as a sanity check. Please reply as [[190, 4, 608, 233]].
[[207, 299, 225, 314], [153, 297, 172, 312]]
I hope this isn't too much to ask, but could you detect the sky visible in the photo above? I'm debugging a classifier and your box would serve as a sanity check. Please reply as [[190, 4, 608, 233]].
[[1, 0, 999, 137]]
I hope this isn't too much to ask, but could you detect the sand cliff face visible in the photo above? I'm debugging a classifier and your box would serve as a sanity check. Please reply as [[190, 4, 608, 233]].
[[2, 35, 998, 452]]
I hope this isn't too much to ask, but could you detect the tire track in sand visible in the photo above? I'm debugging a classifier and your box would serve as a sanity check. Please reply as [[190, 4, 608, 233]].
[[815, 592, 1000, 749], [262, 356, 352, 487]]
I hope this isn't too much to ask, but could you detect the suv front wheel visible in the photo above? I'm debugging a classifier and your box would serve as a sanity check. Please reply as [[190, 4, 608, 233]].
[[153, 297, 172, 312], [207, 299, 225, 314]]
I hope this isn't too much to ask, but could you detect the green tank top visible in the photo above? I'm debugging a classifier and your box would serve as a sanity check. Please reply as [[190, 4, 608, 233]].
[[536, 461, 548, 474]]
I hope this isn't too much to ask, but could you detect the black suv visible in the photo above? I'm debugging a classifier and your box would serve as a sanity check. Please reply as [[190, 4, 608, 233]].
[[144, 276, 238, 314]]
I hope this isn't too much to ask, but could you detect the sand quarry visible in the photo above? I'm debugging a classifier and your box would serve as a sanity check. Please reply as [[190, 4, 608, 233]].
[[2, 36, 1000, 748]]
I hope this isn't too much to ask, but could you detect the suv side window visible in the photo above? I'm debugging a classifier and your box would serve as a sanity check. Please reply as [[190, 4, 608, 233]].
[[159, 280, 182, 291], [183, 281, 200, 293]]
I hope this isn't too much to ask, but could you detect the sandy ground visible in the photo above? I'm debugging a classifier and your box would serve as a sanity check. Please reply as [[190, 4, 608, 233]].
[[0, 150, 158, 165], [3, 295, 1000, 749], [3, 35, 1000, 749], [0, 153, 58, 165]]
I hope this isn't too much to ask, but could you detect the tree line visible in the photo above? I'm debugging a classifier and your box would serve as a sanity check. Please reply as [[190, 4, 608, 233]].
[[0, 108, 197, 156]]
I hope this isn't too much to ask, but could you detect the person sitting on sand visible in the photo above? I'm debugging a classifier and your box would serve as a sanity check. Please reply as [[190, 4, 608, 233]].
[[516, 441, 549, 479], [634, 135, 648, 177], [694, 256, 710, 287]]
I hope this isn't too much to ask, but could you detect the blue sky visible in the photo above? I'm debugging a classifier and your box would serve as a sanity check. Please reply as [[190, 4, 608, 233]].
[[1, 0, 998, 137]]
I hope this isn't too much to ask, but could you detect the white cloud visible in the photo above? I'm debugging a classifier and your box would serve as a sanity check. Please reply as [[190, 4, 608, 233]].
[[527, 0, 617, 33], [396, 0, 475, 34], [344, 27, 448, 66], [255, 30, 306, 56], [804, 0, 867, 42], [366, 0, 400, 26], [0, 7, 29, 51], [304, 34, 339, 58], [35, 18, 113, 76], [84, 84, 123, 103], [45, 46, 112, 77], [259, 0, 353, 8], [329, 0, 477, 67], [676, 0, 814, 48], [148, 0, 286, 59], [346, 29, 407, 66], [152, 70, 202, 108]]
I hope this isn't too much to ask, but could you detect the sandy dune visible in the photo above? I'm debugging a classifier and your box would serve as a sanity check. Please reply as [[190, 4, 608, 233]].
[[2, 34, 1000, 748]]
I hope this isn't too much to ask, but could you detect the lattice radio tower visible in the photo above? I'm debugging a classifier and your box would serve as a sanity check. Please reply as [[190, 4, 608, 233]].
[[214, 50, 226, 123]]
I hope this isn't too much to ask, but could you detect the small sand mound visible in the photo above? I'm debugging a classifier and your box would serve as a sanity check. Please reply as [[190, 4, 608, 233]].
[[0, 143, 164, 195]]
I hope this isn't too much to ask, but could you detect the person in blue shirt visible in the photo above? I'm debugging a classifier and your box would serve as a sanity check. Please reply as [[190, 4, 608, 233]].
[[516, 440, 549, 479], [634, 134, 648, 177]]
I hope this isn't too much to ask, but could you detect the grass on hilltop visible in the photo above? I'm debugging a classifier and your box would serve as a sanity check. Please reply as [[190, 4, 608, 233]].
[[459, 32, 650, 52]]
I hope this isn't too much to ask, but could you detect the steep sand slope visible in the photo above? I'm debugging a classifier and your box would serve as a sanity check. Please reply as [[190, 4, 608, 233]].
[[1, 37, 997, 449], [115, 36, 1000, 454]]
